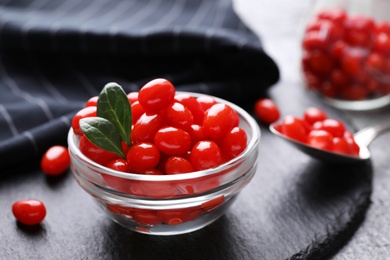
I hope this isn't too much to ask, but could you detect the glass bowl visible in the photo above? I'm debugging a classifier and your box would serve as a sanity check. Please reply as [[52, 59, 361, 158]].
[[301, 4, 390, 110], [67, 93, 260, 236]]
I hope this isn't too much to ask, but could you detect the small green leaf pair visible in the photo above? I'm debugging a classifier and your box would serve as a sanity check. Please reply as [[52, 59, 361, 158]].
[[79, 82, 132, 159]]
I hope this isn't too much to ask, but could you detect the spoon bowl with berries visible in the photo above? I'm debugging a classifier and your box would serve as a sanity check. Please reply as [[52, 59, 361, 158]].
[[68, 79, 260, 235], [269, 107, 390, 163]]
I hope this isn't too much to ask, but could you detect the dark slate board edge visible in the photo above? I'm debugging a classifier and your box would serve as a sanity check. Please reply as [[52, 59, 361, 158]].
[[289, 190, 372, 260]]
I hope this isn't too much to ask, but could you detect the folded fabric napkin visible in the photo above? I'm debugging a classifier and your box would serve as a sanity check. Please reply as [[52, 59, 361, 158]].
[[0, 0, 279, 172]]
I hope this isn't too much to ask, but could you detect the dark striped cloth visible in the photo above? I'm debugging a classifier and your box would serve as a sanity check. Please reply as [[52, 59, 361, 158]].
[[0, 0, 279, 171]]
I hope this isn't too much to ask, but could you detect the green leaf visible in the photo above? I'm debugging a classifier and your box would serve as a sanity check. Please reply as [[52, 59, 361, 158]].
[[97, 82, 132, 146], [80, 117, 126, 159]]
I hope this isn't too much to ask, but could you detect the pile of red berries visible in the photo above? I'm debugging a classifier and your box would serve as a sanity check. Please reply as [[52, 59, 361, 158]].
[[274, 107, 360, 156], [72, 78, 247, 179], [302, 8, 390, 100], [70, 79, 249, 226]]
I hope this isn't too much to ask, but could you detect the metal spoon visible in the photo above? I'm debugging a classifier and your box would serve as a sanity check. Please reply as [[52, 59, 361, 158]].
[[269, 121, 390, 163]]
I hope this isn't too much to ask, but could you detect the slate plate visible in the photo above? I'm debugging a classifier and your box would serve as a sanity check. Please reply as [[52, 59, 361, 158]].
[[0, 121, 372, 260]]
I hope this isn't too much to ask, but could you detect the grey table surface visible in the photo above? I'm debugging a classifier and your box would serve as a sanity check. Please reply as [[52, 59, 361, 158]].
[[234, 0, 390, 259]]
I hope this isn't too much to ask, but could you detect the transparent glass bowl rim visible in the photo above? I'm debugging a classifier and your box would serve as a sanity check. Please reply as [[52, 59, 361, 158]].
[[68, 91, 260, 182]]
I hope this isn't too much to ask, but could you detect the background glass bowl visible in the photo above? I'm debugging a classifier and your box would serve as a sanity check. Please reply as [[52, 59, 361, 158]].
[[301, 1, 390, 110], [68, 93, 261, 236]]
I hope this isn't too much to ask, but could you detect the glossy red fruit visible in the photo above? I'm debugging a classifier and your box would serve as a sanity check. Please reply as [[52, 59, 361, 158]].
[[131, 101, 145, 125], [154, 127, 192, 156], [303, 107, 328, 125], [164, 102, 194, 131], [332, 137, 353, 155], [175, 94, 205, 124], [40, 145, 70, 176], [298, 117, 313, 134], [305, 19, 327, 32], [366, 52, 384, 71], [344, 131, 360, 155], [302, 30, 331, 50], [313, 118, 346, 137], [165, 156, 194, 174], [340, 48, 366, 76], [374, 33, 390, 54], [316, 8, 347, 25], [196, 95, 217, 111], [106, 158, 129, 172], [375, 21, 390, 34], [103, 159, 129, 191], [122, 142, 130, 155], [307, 130, 333, 151], [187, 124, 205, 145], [85, 96, 98, 107], [281, 115, 308, 143], [79, 135, 119, 165], [303, 20, 342, 50], [344, 14, 374, 46], [127, 92, 139, 104], [220, 127, 247, 160], [138, 78, 175, 114], [306, 50, 334, 76], [131, 112, 166, 144], [190, 140, 222, 171], [330, 40, 347, 59], [12, 200, 46, 225], [126, 143, 160, 173], [71, 106, 97, 135], [254, 98, 280, 125], [203, 104, 239, 140]]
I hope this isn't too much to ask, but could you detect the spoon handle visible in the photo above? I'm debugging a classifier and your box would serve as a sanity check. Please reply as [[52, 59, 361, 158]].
[[353, 121, 390, 148]]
